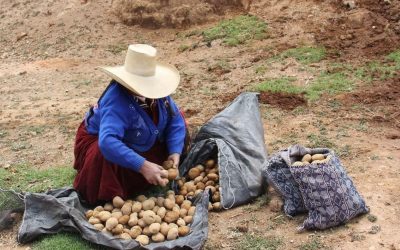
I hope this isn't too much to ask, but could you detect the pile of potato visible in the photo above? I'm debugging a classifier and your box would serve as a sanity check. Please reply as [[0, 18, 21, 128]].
[[86, 191, 196, 246], [292, 153, 332, 166], [169, 159, 222, 211]]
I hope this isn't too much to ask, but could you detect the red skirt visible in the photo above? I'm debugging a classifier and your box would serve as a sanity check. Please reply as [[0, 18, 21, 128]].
[[73, 122, 169, 205]]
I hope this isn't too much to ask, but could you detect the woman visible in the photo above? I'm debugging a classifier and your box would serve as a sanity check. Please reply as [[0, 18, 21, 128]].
[[73, 44, 186, 205]]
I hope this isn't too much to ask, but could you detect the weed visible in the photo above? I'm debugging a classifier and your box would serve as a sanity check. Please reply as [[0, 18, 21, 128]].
[[32, 232, 104, 250], [236, 234, 282, 250], [387, 49, 400, 64], [275, 46, 326, 64], [107, 43, 126, 54], [307, 134, 336, 148], [0, 164, 75, 192], [11, 142, 31, 151], [0, 129, 8, 138], [337, 144, 352, 158], [27, 125, 46, 135], [355, 119, 368, 132], [299, 236, 323, 250], [306, 72, 353, 101], [255, 77, 302, 94], [178, 44, 190, 52], [203, 15, 267, 46], [255, 65, 267, 74], [367, 214, 377, 222]]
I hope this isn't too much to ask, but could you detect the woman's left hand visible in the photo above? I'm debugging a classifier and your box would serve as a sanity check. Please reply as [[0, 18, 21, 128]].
[[167, 153, 180, 167]]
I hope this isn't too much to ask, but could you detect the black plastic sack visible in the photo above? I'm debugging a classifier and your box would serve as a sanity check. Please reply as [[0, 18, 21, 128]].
[[179, 92, 268, 209], [17, 188, 209, 250]]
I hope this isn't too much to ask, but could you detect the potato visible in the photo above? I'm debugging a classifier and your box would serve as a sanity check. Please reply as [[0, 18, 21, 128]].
[[164, 211, 180, 223], [142, 226, 151, 236], [196, 182, 205, 190], [163, 160, 174, 170], [131, 202, 142, 213], [135, 235, 149, 246], [188, 168, 201, 180], [142, 210, 157, 225], [179, 208, 188, 218], [128, 215, 138, 227], [205, 186, 217, 194], [212, 192, 220, 202], [85, 210, 94, 219], [129, 226, 142, 239], [92, 211, 100, 218], [120, 233, 132, 240], [123, 228, 130, 234], [178, 226, 190, 237], [208, 202, 213, 211], [169, 223, 178, 229], [118, 215, 130, 225], [212, 202, 222, 211], [177, 179, 184, 188], [163, 198, 175, 210], [311, 160, 323, 164], [126, 199, 134, 204], [205, 159, 215, 168], [139, 210, 144, 218], [152, 232, 165, 242], [136, 195, 147, 202], [177, 218, 186, 227], [156, 197, 165, 207], [181, 200, 192, 211], [112, 224, 124, 235], [175, 195, 184, 206], [149, 223, 161, 234], [155, 215, 162, 224], [172, 204, 180, 213], [311, 154, 325, 161], [301, 154, 312, 163], [88, 217, 100, 225], [93, 223, 104, 230], [179, 188, 188, 196], [112, 196, 124, 208], [103, 203, 113, 211], [150, 197, 158, 202], [138, 218, 147, 228], [187, 191, 195, 197], [166, 193, 176, 202], [142, 199, 156, 211], [167, 227, 179, 240], [121, 203, 132, 215], [202, 177, 209, 183], [200, 172, 206, 178], [183, 215, 193, 224], [157, 207, 167, 219], [111, 211, 123, 219], [188, 206, 196, 216], [193, 176, 203, 184], [292, 161, 304, 167], [205, 180, 215, 187], [168, 168, 179, 180], [111, 208, 121, 213], [152, 205, 160, 214], [97, 211, 111, 222], [185, 181, 196, 192], [102, 228, 112, 236], [160, 222, 169, 236], [94, 206, 104, 212], [208, 168, 218, 175]]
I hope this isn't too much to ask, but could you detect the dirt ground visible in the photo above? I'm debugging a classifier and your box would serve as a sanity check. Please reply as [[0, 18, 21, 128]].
[[0, 0, 399, 249]]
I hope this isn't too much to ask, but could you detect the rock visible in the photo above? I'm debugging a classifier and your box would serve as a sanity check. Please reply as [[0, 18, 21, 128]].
[[343, 0, 356, 9], [16, 32, 28, 41]]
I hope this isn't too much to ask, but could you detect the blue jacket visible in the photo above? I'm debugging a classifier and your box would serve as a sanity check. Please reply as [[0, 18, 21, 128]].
[[85, 82, 186, 172]]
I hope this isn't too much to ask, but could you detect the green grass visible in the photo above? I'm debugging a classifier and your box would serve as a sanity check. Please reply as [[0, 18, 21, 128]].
[[106, 44, 126, 54], [255, 77, 303, 94], [203, 15, 267, 46], [236, 234, 282, 250], [299, 237, 324, 250], [274, 46, 326, 64], [387, 49, 400, 63], [306, 72, 353, 101], [32, 233, 103, 250], [307, 133, 337, 149], [0, 164, 75, 192]]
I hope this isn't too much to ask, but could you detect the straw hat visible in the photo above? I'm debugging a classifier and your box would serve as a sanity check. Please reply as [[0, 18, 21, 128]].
[[98, 44, 180, 99]]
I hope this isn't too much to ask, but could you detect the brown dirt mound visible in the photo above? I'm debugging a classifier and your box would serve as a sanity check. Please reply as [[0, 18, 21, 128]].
[[258, 91, 307, 110], [112, 0, 250, 28], [315, 0, 400, 58]]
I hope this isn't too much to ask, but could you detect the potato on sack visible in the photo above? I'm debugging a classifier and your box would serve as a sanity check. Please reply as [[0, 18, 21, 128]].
[[85, 191, 196, 245]]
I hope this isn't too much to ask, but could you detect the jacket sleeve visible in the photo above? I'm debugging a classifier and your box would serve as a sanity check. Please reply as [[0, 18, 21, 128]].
[[164, 97, 186, 155], [98, 91, 145, 172]]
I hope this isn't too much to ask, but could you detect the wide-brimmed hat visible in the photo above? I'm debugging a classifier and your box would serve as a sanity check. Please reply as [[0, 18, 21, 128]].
[[98, 44, 180, 99]]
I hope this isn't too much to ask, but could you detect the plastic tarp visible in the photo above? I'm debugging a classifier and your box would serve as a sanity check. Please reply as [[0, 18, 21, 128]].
[[179, 92, 268, 209], [17, 188, 209, 250]]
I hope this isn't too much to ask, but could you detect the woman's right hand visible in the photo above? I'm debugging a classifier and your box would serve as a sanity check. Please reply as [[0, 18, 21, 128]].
[[139, 160, 168, 186]]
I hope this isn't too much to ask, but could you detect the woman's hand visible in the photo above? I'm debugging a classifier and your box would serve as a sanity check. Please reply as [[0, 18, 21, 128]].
[[139, 160, 168, 186], [167, 153, 180, 167]]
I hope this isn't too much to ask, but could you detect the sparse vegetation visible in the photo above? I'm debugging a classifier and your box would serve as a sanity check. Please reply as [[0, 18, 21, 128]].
[[203, 15, 267, 46], [236, 234, 282, 250], [306, 72, 353, 101], [106, 43, 126, 54], [274, 46, 326, 64], [255, 77, 302, 94], [299, 236, 324, 250], [32, 233, 100, 250]]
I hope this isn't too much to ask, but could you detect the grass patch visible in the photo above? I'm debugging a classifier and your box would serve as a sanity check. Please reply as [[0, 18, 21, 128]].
[[274, 46, 326, 64], [0, 164, 75, 192], [236, 234, 282, 250], [255, 77, 302, 94], [306, 72, 353, 101], [203, 15, 267, 46], [307, 134, 336, 148], [32, 232, 103, 250], [299, 236, 324, 250]]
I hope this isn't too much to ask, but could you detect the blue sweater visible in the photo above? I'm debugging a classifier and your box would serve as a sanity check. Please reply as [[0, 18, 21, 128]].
[[85, 83, 186, 172]]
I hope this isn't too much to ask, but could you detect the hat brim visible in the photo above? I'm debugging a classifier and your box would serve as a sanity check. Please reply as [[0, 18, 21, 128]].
[[98, 62, 180, 99]]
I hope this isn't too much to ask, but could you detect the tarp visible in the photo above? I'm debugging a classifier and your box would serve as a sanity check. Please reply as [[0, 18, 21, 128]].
[[179, 92, 268, 209], [17, 188, 209, 250]]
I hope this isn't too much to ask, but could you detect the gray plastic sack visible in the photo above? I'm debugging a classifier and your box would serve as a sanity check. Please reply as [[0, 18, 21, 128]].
[[17, 188, 209, 250], [179, 92, 268, 209]]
